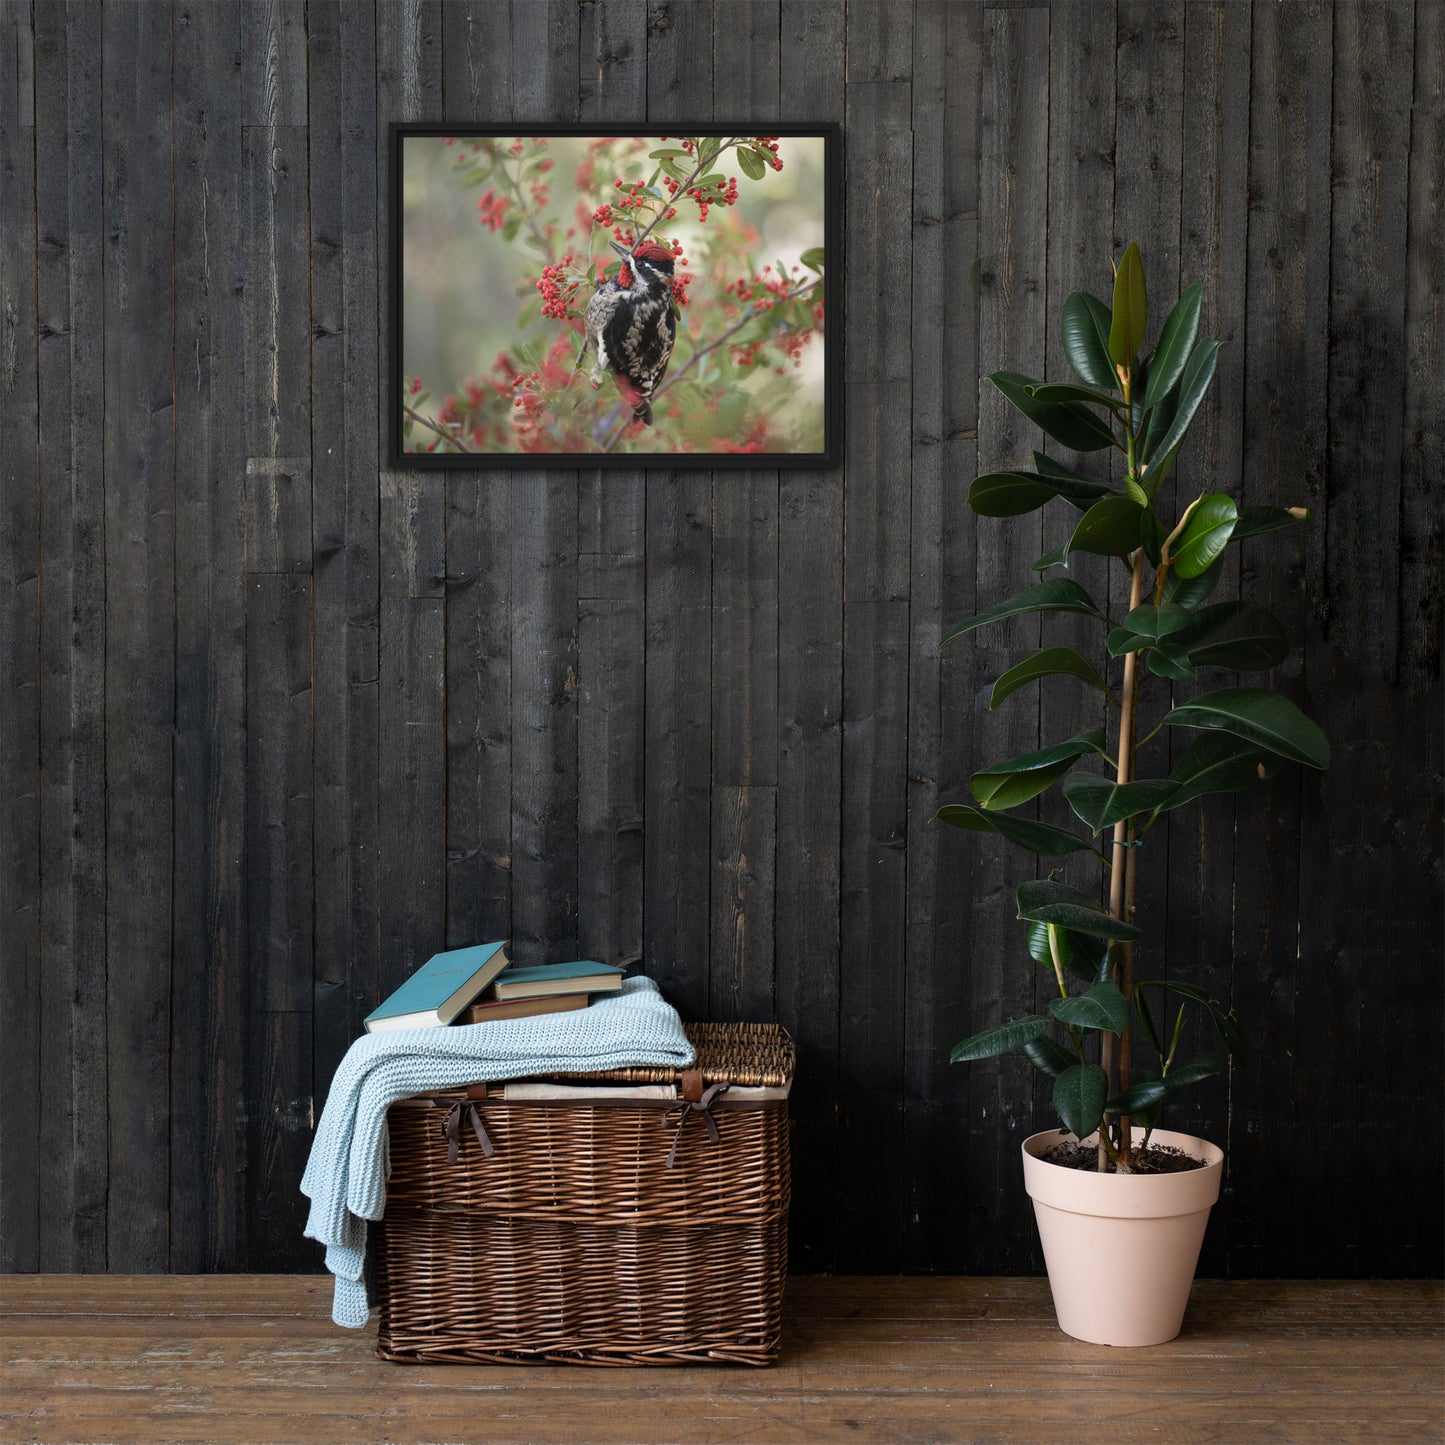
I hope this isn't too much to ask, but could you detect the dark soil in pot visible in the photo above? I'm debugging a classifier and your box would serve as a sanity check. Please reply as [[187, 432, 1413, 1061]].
[[1040, 1139, 1210, 1174]]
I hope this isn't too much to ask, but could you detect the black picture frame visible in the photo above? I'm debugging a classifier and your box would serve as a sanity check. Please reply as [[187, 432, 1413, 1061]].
[[388, 122, 842, 469]]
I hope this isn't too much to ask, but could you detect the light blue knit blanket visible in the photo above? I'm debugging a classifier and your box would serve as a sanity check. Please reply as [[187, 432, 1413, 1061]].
[[301, 976, 694, 1327]]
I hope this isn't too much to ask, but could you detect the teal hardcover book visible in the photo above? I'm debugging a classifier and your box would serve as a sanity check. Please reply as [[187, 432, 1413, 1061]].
[[363, 941, 511, 1032], [491, 960, 625, 1001]]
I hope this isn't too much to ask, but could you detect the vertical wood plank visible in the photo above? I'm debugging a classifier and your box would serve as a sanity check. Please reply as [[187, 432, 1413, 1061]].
[[0, 0, 40, 1274], [642, 0, 713, 1016], [35, 0, 108, 1274], [963, 2, 1050, 1274], [577, 0, 647, 971], [102, 0, 174, 1272], [441, 4, 513, 957], [243, 0, 312, 574], [244, 574, 314, 1268], [508, 0, 581, 967], [1232, 0, 1333, 1275], [837, 0, 914, 1273], [309, 0, 382, 1097], [709, 1, 779, 1024], [775, 0, 844, 1275], [1164, 0, 1251, 1269], [903, 0, 984, 1275], [170, 0, 249, 1272], [1305, 0, 1417, 1276]]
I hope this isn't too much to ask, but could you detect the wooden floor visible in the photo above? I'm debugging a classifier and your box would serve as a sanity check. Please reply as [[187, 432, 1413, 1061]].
[[1, 1276, 1441, 1445]]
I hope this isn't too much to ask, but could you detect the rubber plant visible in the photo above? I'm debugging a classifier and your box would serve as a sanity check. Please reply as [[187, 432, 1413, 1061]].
[[941, 243, 1329, 1172]]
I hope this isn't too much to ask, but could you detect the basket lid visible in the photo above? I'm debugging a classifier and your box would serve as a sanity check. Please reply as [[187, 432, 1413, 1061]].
[[547, 1020, 794, 1089]]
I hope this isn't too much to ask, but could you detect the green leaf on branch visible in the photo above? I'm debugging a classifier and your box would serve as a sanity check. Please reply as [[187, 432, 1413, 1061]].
[[1172, 493, 1238, 577], [1061, 291, 1117, 389], [968, 468, 1117, 518], [1033, 542, 1070, 572], [1173, 601, 1289, 671], [1023, 1036, 1077, 1077], [1140, 337, 1221, 466], [1144, 642, 1198, 679], [1164, 1054, 1223, 1090], [970, 730, 1107, 810], [1140, 980, 1250, 1064], [951, 1015, 1052, 1063], [1109, 602, 1195, 650], [1062, 772, 1178, 833], [936, 804, 1097, 857], [1164, 686, 1330, 768], [1161, 556, 1223, 608], [800, 247, 825, 272], [648, 147, 691, 159], [941, 579, 1106, 646], [1051, 980, 1130, 1033], [1142, 284, 1203, 408], [989, 371, 1118, 453], [1028, 921, 1108, 983], [1026, 381, 1126, 412], [1065, 496, 1147, 562], [1109, 242, 1148, 367], [1159, 733, 1276, 812], [1054, 1064, 1108, 1139], [736, 146, 767, 180], [1016, 879, 1143, 940], [1232, 505, 1311, 540], [1105, 1077, 1170, 1114], [990, 646, 1113, 709]]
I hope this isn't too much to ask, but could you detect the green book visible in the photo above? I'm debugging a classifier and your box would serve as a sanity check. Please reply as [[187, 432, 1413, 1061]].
[[364, 941, 511, 1032], [491, 960, 625, 1002]]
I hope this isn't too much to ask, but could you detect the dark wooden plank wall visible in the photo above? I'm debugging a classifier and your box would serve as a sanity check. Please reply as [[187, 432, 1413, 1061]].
[[0, 0, 1439, 1278]]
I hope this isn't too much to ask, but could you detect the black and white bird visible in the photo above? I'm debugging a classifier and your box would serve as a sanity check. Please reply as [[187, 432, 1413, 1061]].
[[583, 239, 678, 426]]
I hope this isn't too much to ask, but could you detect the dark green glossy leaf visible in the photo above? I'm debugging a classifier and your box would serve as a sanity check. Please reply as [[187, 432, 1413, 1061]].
[[1054, 1064, 1108, 1139], [1164, 687, 1330, 768], [1062, 772, 1178, 833], [1159, 733, 1275, 812], [1051, 980, 1129, 1034], [1033, 451, 1110, 486], [1061, 291, 1117, 389], [736, 145, 767, 181], [1165, 1054, 1222, 1090], [1135, 988, 1163, 1053], [1027, 921, 1103, 983], [1140, 981, 1250, 1064], [1033, 542, 1069, 571], [968, 468, 1116, 517], [989, 371, 1118, 453], [1109, 242, 1148, 367], [1175, 601, 1289, 671], [1117, 603, 1194, 643], [1144, 641, 1198, 680], [1016, 879, 1143, 940], [1066, 496, 1147, 562], [1142, 337, 1221, 465], [970, 729, 1107, 810], [951, 1015, 1052, 1063], [941, 579, 1106, 647], [935, 804, 1096, 857], [1232, 505, 1310, 540], [990, 646, 1113, 709], [1139, 505, 1165, 565], [1023, 1035, 1077, 1077], [1026, 381, 1126, 412], [1142, 284, 1203, 408], [1161, 556, 1223, 608], [800, 247, 826, 272], [1173, 493, 1238, 578], [1105, 1078, 1169, 1114]]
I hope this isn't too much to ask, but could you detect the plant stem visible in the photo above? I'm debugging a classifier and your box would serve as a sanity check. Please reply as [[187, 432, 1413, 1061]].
[[630, 138, 739, 254], [1102, 543, 1147, 1171], [402, 402, 475, 455]]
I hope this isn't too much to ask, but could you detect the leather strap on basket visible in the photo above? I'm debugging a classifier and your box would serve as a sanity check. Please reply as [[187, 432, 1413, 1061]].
[[443, 1098, 495, 1165], [662, 1081, 729, 1169]]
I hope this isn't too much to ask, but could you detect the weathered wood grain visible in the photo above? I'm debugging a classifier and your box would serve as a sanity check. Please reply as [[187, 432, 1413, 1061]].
[[308, 0, 383, 1097], [169, 0, 249, 1273], [0, 0, 40, 1276], [101, 0, 174, 1272]]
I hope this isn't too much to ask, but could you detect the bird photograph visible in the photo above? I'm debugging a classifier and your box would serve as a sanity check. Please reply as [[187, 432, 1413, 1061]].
[[399, 131, 828, 458]]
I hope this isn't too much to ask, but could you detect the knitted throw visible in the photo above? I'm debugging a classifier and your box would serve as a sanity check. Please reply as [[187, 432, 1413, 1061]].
[[301, 976, 694, 1326]]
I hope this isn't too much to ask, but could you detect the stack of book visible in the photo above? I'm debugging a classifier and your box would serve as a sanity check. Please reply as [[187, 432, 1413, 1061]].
[[363, 941, 625, 1033]]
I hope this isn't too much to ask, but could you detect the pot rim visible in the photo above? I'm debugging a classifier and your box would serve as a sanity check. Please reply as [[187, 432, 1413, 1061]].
[[1022, 1125, 1224, 1219]]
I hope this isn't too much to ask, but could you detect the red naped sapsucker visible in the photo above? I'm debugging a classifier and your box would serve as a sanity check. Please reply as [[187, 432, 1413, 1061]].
[[583, 239, 677, 426]]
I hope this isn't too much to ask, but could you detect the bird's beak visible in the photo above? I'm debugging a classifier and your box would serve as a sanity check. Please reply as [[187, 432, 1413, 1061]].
[[608, 239, 632, 261]]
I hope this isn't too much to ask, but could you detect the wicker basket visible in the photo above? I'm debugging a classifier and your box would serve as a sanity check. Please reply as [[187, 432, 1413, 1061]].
[[374, 1021, 793, 1366]]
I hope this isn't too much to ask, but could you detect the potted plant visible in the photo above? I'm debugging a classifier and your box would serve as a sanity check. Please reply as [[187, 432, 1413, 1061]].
[[940, 243, 1329, 1346]]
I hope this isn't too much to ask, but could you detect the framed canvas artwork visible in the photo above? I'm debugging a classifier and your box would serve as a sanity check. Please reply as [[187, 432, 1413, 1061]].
[[389, 124, 840, 467]]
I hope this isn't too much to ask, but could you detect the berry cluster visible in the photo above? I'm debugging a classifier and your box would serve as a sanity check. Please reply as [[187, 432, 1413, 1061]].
[[477, 189, 510, 232], [537, 256, 581, 320], [751, 136, 784, 171]]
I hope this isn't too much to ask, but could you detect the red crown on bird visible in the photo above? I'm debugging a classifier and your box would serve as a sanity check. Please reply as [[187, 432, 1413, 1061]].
[[632, 242, 676, 265]]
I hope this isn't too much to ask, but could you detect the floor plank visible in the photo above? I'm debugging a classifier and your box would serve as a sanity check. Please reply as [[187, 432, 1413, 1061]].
[[1, 1277, 1440, 1445]]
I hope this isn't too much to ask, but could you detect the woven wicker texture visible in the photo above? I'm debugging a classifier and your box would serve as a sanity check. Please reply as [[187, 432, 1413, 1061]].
[[554, 1018, 795, 1087], [375, 1022, 792, 1367]]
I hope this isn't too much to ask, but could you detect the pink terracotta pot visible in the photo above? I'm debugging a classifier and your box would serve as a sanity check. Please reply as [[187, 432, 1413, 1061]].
[[1022, 1126, 1224, 1347]]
